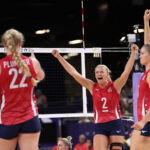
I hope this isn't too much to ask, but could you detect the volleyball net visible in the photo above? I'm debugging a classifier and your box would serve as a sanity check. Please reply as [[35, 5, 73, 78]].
[[0, 47, 134, 120]]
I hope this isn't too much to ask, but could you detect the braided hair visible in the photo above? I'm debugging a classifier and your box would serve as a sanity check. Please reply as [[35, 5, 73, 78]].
[[2, 29, 38, 86]]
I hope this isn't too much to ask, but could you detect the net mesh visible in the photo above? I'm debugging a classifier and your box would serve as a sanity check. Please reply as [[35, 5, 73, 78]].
[[0, 47, 134, 120]]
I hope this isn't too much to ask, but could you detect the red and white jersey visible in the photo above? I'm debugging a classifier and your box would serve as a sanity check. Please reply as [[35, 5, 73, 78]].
[[137, 69, 150, 121], [0, 54, 38, 125], [92, 81, 122, 123]]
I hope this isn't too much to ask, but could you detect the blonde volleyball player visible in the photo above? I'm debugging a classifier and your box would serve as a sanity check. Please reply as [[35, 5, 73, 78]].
[[52, 45, 137, 150], [0, 29, 45, 150]]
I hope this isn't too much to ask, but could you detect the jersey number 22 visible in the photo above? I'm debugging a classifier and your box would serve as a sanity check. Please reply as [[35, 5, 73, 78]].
[[9, 68, 28, 89]]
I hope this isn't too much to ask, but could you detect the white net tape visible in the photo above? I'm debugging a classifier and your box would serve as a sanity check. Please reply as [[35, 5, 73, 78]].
[[0, 47, 102, 53]]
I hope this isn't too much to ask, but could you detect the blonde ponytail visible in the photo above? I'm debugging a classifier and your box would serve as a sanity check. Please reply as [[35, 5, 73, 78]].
[[2, 29, 39, 86]]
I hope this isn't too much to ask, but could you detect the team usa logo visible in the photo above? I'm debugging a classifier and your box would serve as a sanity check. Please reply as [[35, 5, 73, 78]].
[[95, 89, 99, 92], [107, 87, 112, 93]]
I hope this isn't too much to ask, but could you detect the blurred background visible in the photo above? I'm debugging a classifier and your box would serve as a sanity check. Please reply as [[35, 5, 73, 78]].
[[1, 0, 150, 150], [0, 0, 148, 47]]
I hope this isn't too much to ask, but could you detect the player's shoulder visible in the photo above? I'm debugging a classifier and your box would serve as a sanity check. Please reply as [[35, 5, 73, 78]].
[[21, 54, 30, 60], [107, 81, 114, 89]]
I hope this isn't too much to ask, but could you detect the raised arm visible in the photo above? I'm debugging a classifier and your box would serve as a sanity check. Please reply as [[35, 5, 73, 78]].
[[30, 52, 45, 81], [52, 50, 94, 94], [113, 44, 138, 93], [144, 9, 150, 44]]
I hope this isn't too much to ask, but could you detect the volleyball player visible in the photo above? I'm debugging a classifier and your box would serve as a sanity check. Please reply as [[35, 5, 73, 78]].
[[0, 29, 45, 150], [130, 44, 150, 150], [52, 45, 138, 150], [130, 9, 150, 150], [57, 136, 72, 150]]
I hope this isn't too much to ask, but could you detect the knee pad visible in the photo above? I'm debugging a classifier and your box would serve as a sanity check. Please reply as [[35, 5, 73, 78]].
[[110, 142, 124, 150]]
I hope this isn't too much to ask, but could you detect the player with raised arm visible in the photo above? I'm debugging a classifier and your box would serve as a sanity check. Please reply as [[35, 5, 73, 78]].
[[130, 9, 150, 150], [52, 45, 137, 150]]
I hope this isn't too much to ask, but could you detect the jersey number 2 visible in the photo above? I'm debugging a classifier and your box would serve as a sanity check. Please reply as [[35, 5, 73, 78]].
[[101, 97, 108, 109], [9, 68, 28, 89]]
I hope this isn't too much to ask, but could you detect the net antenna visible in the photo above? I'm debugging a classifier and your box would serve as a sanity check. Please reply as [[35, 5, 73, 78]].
[[80, 0, 102, 118], [81, 0, 88, 117]]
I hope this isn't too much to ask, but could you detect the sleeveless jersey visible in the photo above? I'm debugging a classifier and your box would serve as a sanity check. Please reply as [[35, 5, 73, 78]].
[[92, 81, 122, 123], [137, 69, 150, 121], [0, 54, 38, 125]]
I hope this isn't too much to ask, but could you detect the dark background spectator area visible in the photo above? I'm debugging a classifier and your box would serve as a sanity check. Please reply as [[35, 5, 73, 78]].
[[29, 51, 134, 116]]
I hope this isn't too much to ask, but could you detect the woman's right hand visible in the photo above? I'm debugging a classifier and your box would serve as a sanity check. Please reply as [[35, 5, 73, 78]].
[[144, 9, 150, 21], [52, 49, 60, 58], [131, 44, 138, 55]]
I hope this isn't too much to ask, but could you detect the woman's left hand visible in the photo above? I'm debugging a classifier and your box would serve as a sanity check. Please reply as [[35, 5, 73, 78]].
[[131, 120, 145, 130], [30, 50, 36, 59]]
